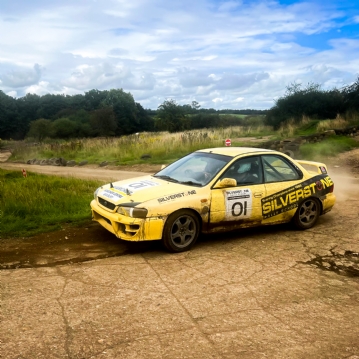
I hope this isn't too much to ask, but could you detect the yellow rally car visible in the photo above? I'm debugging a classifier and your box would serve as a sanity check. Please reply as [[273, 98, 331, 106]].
[[91, 147, 336, 252]]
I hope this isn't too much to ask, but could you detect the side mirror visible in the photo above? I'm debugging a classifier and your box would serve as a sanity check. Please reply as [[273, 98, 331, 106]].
[[213, 178, 237, 188]]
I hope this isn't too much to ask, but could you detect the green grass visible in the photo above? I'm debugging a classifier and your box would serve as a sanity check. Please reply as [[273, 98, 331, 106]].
[[218, 113, 248, 118], [295, 120, 320, 136], [299, 136, 359, 161], [0, 169, 105, 238]]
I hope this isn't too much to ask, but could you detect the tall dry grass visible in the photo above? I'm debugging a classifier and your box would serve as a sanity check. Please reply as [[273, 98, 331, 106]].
[[11, 126, 272, 164], [316, 116, 350, 132], [277, 119, 297, 137]]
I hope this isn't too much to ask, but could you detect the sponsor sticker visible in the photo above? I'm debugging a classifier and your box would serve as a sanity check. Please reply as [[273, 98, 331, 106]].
[[158, 190, 197, 203], [319, 166, 327, 174], [225, 188, 252, 220], [114, 180, 160, 195], [102, 189, 124, 200], [261, 175, 333, 219]]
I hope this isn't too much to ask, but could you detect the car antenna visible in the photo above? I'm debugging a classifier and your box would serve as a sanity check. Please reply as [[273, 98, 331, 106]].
[[110, 182, 113, 188]]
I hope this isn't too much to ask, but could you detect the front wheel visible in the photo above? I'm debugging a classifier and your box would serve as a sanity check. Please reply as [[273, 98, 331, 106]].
[[162, 210, 200, 252], [293, 197, 320, 229]]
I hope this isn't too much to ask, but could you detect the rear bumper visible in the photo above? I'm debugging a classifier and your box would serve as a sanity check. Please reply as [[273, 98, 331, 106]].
[[90, 200, 164, 241], [321, 193, 336, 214]]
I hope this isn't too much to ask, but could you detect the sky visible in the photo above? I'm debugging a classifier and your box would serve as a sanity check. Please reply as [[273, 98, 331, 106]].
[[0, 0, 358, 110]]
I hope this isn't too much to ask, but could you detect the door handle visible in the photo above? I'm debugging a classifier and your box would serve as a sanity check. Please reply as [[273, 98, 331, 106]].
[[253, 192, 263, 198]]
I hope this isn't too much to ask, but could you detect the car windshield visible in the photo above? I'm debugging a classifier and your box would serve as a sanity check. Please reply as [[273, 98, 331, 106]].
[[154, 152, 232, 186]]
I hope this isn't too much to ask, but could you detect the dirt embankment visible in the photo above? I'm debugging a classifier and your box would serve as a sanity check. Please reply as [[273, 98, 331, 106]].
[[331, 148, 359, 175]]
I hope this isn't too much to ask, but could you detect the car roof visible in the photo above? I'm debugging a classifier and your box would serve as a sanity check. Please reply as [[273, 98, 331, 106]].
[[197, 147, 275, 157]]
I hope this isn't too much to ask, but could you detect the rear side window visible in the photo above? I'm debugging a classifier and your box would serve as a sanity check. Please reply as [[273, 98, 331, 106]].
[[262, 155, 301, 183]]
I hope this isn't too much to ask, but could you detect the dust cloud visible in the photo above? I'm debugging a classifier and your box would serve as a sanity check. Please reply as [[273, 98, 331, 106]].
[[330, 169, 359, 202]]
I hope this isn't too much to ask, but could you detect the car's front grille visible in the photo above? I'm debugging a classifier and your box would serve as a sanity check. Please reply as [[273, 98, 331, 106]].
[[98, 197, 116, 210]]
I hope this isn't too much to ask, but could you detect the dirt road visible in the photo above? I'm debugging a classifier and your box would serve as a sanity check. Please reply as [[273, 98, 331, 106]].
[[0, 160, 159, 181], [0, 152, 358, 269], [1, 152, 359, 358]]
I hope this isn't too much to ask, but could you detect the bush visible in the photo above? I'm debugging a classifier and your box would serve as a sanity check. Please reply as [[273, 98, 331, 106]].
[[51, 118, 78, 139], [265, 83, 346, 129]]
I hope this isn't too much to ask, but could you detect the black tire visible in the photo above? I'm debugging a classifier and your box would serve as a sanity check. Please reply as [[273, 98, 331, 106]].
[[293, 197, 320, 229], [162, 210, 200, 252]]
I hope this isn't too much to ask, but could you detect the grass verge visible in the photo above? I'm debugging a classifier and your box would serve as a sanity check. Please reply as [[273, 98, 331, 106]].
[[0, 169, 105, 239], [299, 136, 359, 161]]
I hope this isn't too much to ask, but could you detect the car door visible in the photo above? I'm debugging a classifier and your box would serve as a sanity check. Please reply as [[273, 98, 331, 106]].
[[261, 154, 304, 224], [208, 156, 266, 231]]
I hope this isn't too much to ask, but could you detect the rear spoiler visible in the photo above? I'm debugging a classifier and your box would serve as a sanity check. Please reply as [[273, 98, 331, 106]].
[[295, 160, 328, 175]]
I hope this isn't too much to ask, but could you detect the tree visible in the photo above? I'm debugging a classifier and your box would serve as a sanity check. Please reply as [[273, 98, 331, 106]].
[[155, 99, 190, 132], [191, 114, 219, 129], [342, 76, 359, 112], [90, 108, 117, 136], [101, 89, 139, 135], [67, 93, 86, 110], [85, 89, 108, 111], [36, 94, 67, 119], [135, 102, 154, 132], [0, 91, 19, 139], [50, 118, 77, 139], [27, 118, 52, 141], [16, 93, 41, 139], [265, 82, 345, 129]]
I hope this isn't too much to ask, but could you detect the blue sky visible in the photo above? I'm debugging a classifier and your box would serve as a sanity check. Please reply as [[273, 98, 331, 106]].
[[0, 0, 358, 110]]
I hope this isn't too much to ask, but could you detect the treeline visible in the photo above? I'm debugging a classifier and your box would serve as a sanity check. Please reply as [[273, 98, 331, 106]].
[[0, 89, 153, 140], [0, 88, 267, 140], [265, 77, 359, 128], [1, 76, 358, 140]]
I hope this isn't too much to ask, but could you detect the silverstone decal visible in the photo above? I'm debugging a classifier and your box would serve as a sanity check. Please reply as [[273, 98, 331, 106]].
[[225, 188, 252, 220], [158, 190, 196, 203], [262, 175, 333, 219], [114, 180, 159, 194]]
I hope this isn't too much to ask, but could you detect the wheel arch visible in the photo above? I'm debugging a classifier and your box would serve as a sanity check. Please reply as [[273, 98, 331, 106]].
[[293, 195, 322, 230], [164, 207, 203, 233], [161, 207, 203, 252], [302, 195, 324, 214]]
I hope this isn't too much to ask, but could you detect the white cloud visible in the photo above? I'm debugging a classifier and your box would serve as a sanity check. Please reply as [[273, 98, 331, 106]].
[[25, 81, 52, 96], [0, 0, 358, 109], [217, 1, 242, 12], [0, 64, 42, 88], [6, 90, 17, 98], [212, 97, 223, 104]]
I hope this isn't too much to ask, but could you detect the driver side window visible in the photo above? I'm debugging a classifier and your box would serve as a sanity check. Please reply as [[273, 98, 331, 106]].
[[220, 156, 262, 185]]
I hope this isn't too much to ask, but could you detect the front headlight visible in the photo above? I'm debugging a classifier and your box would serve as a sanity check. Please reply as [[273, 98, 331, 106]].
[[94, 187, 101, 199], [117, 206, 148, 219]]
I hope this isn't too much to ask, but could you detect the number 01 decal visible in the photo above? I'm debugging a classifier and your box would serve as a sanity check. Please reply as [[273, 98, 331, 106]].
[[225, 188, 252, 220]]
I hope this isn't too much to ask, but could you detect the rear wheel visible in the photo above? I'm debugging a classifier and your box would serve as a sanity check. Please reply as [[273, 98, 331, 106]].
[[162, 210, 200, 252], [293, 197, 320, 229]]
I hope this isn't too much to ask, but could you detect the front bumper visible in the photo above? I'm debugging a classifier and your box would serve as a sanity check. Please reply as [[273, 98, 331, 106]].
[[90, 200, 164, 241]]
